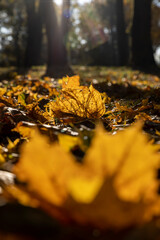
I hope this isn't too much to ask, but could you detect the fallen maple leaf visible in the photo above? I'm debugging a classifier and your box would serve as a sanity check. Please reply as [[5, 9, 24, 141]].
[[0, 87, 6, 96], [58, 134, 82, 152], [12, 122, 36, 139], [49, 83, 106, 119], [8, 122, 160, 229], [62, 75, 80, 89], [12, 131, 78, 206]]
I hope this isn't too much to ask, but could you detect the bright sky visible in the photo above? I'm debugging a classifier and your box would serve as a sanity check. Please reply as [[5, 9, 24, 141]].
[[54, 0, 92, 5]]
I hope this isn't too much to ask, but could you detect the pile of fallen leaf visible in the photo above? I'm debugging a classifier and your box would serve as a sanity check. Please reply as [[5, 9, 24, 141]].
[[1, 73, 160, 238]]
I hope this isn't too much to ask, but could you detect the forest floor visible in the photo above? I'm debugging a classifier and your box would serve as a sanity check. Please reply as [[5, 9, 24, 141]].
[[1, 66, 160, 239]]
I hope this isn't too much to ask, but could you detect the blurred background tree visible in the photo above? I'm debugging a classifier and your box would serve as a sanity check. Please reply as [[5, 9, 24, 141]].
[[0, 0, 160, 76], [131, 0, 156, 69], [24, 0, 43, 68], [0, 0, 26, 67], [40, 0, 73, 77]]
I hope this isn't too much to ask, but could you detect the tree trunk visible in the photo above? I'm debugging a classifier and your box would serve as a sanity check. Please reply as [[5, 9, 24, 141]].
[[24, 0, 43, 68], [14, 6, 22, 67], [131, 0, 156, 69], [61, 0, 71, 43], [61, 0, 71, 64], [41, 0, 73, 78], [108, 0, 118, 65], [115, 0, 128, 65]]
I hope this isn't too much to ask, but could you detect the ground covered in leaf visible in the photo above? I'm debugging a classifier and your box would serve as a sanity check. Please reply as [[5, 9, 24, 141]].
[[1, 67, 160, 239]]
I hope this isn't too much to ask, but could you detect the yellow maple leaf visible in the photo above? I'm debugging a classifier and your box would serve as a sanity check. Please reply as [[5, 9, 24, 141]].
[[78, 122, 159, 202], [12, 122, 36, 139], [0, 152, 5, 163], [64, 123, 160, 228], [0, 87, 6, 96], [62, 75, 80, 89], [7, 138, 20, 150], [17, 93, 26, 106], [58, 134, 81, 152], [6, 185, 39, 207], [11, 122, 160, 229], [135, 112, 152, 121], [50, 84, 106, 119], [13, 130, 79, 206]]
